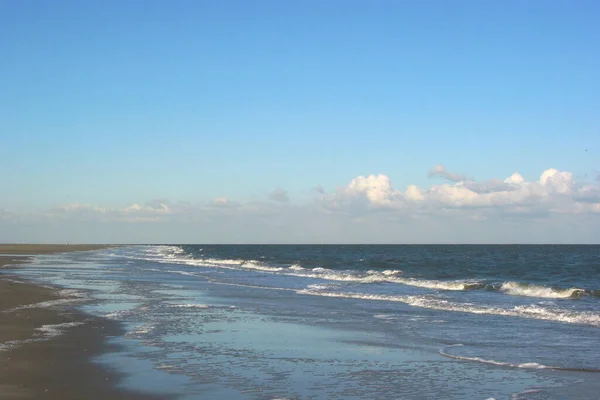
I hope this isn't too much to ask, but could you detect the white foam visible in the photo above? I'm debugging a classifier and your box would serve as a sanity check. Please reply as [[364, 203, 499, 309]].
[[367, 269, 400, 276], [166, 270, 199, 277], [126, 324, 155, 336], [240, 261, 284, 272], [0, 338, 37, 352], [439, 344, 552, 369], [306, 272, 389, 283], [390, 277, 479, 291], [7, 297, 87, 312], [373, 314, 398, 320], [204, 258, 245, 266], [438, 344, 600, 374], [299, 271, 479, 290], [36, 322, 83, 338], [133, 247, 483, 292], [296, 290, 600, 327], [511, 389, 542, 400], [58, 289, 86, 298], [306, 283, 340, 291], [171, 303, 210, 309], [500, 282, 584, 299], [293, 265, 475, 291], [104, 310, 131, 319], [6, 286, 88, 312]]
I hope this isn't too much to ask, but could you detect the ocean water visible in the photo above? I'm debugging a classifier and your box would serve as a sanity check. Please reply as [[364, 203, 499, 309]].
[[8, 245, 600, 399]]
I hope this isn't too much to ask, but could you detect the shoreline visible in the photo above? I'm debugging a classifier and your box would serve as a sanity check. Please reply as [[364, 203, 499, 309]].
[[0, 244, 169, 399]]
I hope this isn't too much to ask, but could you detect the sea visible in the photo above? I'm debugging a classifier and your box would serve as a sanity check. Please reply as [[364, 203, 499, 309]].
[[7, 245, 600, 399]]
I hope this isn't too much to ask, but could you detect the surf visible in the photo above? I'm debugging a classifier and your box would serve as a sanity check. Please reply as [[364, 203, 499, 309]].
[[499, 281, 585, 299], [439, 344, 600, 373], [296, 289, 600, 327]]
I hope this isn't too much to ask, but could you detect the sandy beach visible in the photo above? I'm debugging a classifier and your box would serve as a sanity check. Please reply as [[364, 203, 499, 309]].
[[0, 245, 167, 400]]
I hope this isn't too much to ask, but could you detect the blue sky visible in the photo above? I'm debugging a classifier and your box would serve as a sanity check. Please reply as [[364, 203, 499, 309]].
[[1, 1, 599, 243]]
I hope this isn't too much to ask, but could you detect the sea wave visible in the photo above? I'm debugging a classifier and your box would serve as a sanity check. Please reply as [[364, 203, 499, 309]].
[[135, 246, 598, 300], [136, 247, 481, 290], [296, 289, 600, 327], [240, 261, 284, 272], [204, 257, 481, 290], [390, 277, 483, 291], [439, 344, 600, 373], [500, 281, 585, 299]]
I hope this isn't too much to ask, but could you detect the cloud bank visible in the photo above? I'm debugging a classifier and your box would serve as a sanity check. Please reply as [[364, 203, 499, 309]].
[[2, 166, 599, 244], [323, 167, 596, 216]]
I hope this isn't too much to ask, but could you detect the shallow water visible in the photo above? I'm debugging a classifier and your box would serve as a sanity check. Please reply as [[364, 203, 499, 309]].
[[9, 245, 600, 399]]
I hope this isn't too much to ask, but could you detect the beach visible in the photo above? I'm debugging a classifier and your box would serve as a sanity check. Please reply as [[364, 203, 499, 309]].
[[2, 244, 599, 399], [0, 245, 166, 400]]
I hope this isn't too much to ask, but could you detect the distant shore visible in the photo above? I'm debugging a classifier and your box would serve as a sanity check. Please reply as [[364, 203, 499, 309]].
[[0, 244, 167, 400], [0, 244, 114, 255]]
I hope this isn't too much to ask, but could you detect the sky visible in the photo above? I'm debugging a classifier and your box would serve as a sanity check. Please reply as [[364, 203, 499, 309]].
[[1, 0, 599, 243]]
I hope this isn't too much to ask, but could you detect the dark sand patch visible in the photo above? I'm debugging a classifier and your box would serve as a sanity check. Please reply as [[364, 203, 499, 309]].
[[0, 245, 171, 399]]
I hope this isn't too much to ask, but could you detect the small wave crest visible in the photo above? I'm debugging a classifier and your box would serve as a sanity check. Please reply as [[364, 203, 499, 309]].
[[306, 283, 341, 291], [292, 267, 480, 290], [500, 282, 585, 299], [391, 277, 484, 291], [289, 264, 305, 271], [440, 344, 600, 373], [240, 261, 284, 272], [367, 269, 402, 276]]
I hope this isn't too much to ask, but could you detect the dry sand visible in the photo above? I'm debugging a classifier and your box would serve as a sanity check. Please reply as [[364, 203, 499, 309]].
[[0, 245, 169, 399]]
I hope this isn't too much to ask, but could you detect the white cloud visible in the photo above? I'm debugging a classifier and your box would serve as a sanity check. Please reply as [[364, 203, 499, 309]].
[[209, 197, 246, 211], [504, 172, 525, 184], [4, 165, 600, 243], [404, 185, 425, 201], [539, 168, 573, 194], [124, 202, 170, 214], [574, 185, 600, 203], [44, 200, 174, 222], [345, 174, 400, 206], [323, 167, 599, 218], [428, 164, 469, 182], [269, 188, 289, 203], [211, 197, 230, 207], [40, 167, 600, 222]]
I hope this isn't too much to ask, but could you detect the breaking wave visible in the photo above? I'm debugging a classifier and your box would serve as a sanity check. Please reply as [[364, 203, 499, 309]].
[[440, 344, 600, 373], [135, 246, 599, 301], [296, 289, 600, 327], [500, 282, 584, 299], [144, 246, 485, 291]]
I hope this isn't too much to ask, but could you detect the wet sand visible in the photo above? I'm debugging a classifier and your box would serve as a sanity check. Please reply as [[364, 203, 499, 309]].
[[0, 245, 169, 399]]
